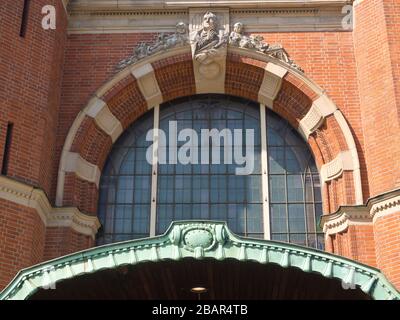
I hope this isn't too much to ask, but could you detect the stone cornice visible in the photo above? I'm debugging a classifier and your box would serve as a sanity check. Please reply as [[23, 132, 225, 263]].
[[0, 176, 100, 239], [320, 188, 400, 234], [67, 1, 353, 34], [68, 1, 354, 11], [320, 206, 371, 236], [369, 190, 400, 223]]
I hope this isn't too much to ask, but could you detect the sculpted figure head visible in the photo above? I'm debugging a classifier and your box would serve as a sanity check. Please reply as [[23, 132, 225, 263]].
[[233, 22, 243, 34], [202, 12, 218, 32], [176, 22, 187, 35]]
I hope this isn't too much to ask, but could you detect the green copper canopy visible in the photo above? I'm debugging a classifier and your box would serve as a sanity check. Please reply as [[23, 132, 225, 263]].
[[1, 221, 399, 300]]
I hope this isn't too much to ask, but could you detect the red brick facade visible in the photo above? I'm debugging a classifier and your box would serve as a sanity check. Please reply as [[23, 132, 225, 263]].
[[0, 0, 400, 293]]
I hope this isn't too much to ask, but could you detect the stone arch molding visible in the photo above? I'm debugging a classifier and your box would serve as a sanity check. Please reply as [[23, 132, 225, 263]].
[[0, 221, 398, 300], [56, 45, 363, 215]]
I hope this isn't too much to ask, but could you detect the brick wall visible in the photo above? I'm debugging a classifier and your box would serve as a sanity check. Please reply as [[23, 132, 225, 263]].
[[0, 199, 45, 290], [43, 227, 94, 261], [0, 0, 67, 198], [353, 0, 400, 196], [353, 0, 400, 289], [374, 213, 400, 288], [329, 225, 376, 268], [0, 0, 67, 289]]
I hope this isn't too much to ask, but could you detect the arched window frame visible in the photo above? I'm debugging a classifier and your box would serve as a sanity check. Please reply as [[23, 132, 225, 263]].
[[98, 95, 324, 249]]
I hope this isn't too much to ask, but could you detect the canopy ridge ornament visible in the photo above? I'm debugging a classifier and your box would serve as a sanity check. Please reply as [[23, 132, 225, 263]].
[[115, 16, 303, 73], [1, 221, 399, 300]]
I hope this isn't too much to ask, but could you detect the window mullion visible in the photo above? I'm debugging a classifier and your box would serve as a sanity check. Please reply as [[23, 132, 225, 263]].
[[260, 104, 270, 240], [149, 105, 160, 237]]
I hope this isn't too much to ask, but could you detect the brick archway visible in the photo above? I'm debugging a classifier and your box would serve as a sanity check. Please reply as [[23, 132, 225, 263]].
[[56, 46, 363, 219]]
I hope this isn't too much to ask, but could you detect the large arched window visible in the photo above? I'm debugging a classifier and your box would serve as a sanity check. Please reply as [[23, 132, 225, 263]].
[[97, 95, 324, 249]]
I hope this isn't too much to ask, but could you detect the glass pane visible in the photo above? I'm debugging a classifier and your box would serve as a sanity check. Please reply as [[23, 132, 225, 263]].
[[306, 204, 316, 233], [271, 234, 289, 242], [247, 204, 263, 233], [269, 175, 286, 202], [287, 175, 304, 202], [268, 147, 285, 174], [290, 234, 306, 246], [317, 234, 325, 251], [307, 234, 317, 249], [313, 174, 322, 202], [305, 173, 313, 202], [288, 204, 306, 233], [315, 203, 323, 232], [270, 204, 287, 233], [267, 110, 323, 249], [285, 147, 302, 173]]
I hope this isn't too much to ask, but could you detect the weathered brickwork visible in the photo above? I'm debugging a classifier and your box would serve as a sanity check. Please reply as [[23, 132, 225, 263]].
[[152, 53, 197, 102], [0, 0, 67, 197], [374, 213, 400, 289], [104, 77, 148, 129], [63, 173, 99, 215], [0, 199, 45, 289], [43, 227, 94, 261], [225, 53, 266, 102]]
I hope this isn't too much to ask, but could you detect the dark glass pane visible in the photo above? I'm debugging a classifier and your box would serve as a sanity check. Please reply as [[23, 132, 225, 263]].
[[267, 128, 284, 146], [271, 234, 289, 242], [317, 234, 325, 251], [267, 110, 323, 249], [287, 175, 304, 202], [268, 147, 285, 174], [285, 147, 302, 173], [307, 233, 317, 249], [315, 203, 323, 232], [288, 204, 306, 233], [306, 203, 316, 233], [305, 173, 313, 202], [269, 175, 286, 202], [247, 204, 263, 233], [247, 175, 262, 202], [270, 204, 287, 233], [313, 174, 322, 202], [290, 234, 306, 246]]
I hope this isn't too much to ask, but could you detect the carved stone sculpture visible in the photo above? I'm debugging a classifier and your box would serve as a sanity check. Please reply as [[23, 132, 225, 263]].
[[116, 22, 189, 70], [229, 22, 303, 72], [116, 18, 304, 73], [191, 12, 228, 64]]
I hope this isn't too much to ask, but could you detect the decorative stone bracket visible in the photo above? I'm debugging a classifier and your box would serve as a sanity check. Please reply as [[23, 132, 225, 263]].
[[0, 176, 100, 239], [320, 188, 400, 235], [1, 221, 399, 300]]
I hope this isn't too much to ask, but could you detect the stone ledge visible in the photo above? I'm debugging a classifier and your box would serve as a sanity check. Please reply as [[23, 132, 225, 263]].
[[67, 1, 353, 34], [0, 176, 100, 239], [321, 188, 400, 234]]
